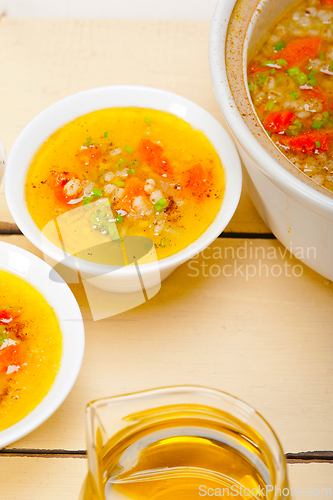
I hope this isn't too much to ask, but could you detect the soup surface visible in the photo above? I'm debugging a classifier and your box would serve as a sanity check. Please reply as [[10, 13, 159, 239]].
[[25, 108, 225, 260], [0, 271, 62, 432], [248, 0, 333, 192]]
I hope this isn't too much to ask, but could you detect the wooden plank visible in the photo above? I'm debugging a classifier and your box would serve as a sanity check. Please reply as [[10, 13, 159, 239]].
[[0, 18, 270, 233], [1, 235, 332, 453], [0, 458, 331, 500]]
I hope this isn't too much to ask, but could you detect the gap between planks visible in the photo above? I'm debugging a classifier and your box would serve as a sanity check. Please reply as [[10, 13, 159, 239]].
[[0, 222, 276, 239], [0, 449, 332, 463]]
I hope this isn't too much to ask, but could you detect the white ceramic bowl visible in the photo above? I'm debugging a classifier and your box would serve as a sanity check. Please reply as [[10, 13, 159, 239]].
[[0, 241, 85, 448], [210, 0, 333, 281], [5, 86, 242, 293]]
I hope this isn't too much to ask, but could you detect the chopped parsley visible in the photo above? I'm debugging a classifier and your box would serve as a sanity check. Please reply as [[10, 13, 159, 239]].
[[256, 73, 267, 86], [154, 198, 167, 212], [115, 180, 125, 188], [115, 214, 124, 224], [287, 67, 300, 76], [145, 118, 153, 124], [294, 72, 308, 85], [92, 188, 103, 197], [276, 58, 287, 67], [103, 131, 108, 138], [261, 60, 276, 66], [311, 121, 324, 130], [315, 141, 321, 149], [265, 100, 275, 111], [83, 136, 93, 147], [115, 158, 124, 169], [248, 83, 255, 91], [125, 145, 133, 154], [290, 91, 298, 99], [273, 41, 286, 52], [160, 237, 170, 247]]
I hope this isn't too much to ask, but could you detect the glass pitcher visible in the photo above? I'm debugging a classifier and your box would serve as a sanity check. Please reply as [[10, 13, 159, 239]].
[[79, 386, 289, 500]]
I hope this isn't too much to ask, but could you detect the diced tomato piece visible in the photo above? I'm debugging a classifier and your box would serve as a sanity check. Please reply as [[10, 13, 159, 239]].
[[263, 111, 296, 133], [138, 139, 173, 176], [186, 163, 211, 195], [117, 178, 146, 212], [281, 131, 333, 153], [322, 0, 333, 5], [0, 309, 20, 325], [76, 146, 101, 166], [52, 172, 83, 204], [273, 38, 322, 67], [301, 87, 327, 111], [0, 344, 22, 373], [248, 64, 262, 74]]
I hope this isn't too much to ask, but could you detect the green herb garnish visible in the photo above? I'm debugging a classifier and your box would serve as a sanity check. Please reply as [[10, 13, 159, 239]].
[[115, 214, 124, 224], [273, 41, 286, 52], [265, 100, 275, 111], [294, 72, 308, 85], [286, 120, 303, 136], [115, 180, 125, 188], [125, 145, 133, 154], [99, 167, 105, 176], [83, 196, 94, 205], [290, 91, 298, 99], [83, 136, 93, 146], [276, 58, 287, 67], [92, 188, 103, 197], [248, 83, 255, 91], [115, 158, 124, 169], [267, 131, 272, 137], [153, 198, 167, 212], [287, 67, 300, 76], [261, 60, 275, 67], [256, 73, 267, 86], [128, 168, 136, 175], [309, 70, 316, 78], [270, 69, 276, 74], [319, 52, 325, 60], [315, 141, 321, 149], [160, 238, 170, 247], [308, 78, 317, 86], [103, 131, 108, 138], [311, 121, 324, 129], [145, 118, 153, 124]]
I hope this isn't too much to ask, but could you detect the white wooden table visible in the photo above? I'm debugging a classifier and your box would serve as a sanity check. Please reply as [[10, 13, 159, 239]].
[[0, 18, 332, 499]]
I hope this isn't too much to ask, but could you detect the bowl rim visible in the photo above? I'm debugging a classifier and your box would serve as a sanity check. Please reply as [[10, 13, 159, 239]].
[[0, 241, 85, 448], [5, 85, 242, 277], [209, 0, 333, 218]]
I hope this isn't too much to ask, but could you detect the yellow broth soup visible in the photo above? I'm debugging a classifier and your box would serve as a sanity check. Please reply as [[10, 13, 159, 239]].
[[0, 271, 62, 432], [25, 108, 225, 260]]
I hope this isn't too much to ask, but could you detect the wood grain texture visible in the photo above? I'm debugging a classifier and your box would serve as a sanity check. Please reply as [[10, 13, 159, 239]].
[[0, 18, 269, 233], [0, 458, 331, 500], [1, 235, 332, 453]]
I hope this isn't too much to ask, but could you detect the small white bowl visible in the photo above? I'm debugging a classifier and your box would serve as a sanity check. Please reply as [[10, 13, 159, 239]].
[[5, 86, 242, 292], [0, 241, 85, 448]]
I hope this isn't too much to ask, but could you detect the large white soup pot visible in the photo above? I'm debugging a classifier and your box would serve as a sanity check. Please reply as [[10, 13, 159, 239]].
[[210, 0, 333, 280]]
